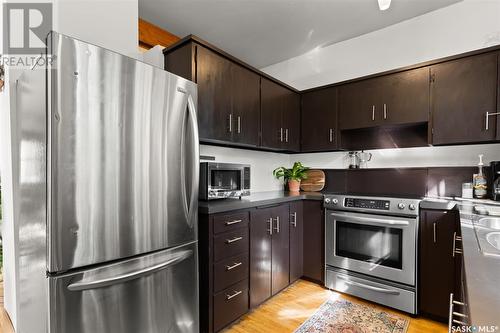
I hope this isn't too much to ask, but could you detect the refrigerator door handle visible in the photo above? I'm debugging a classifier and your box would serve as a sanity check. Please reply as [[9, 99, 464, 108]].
[[180, 91, 200, 227], [186, 93, 199, 225], [67, 249, 193, 291]]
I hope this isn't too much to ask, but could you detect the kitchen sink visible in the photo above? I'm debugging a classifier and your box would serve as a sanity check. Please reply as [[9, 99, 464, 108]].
[[478, 217, 500, 230], [487, 232, 500, 251]]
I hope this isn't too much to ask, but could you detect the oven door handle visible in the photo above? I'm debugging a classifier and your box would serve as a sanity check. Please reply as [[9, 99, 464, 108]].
[[330, 212, 410, 226], [337, 275, 400, 295]]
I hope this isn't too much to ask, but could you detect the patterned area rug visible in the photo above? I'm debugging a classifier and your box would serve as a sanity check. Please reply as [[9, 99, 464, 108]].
[[294, 298, 409, 333]]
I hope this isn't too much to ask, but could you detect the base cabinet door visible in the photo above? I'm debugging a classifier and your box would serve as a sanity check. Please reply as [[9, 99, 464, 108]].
[[250, 208, 273, 308], [431, 52, 498, 145], [419, 209, 458, 321], [302, 201, 324, 283], [289, 201, 304, 283], [271, 204, 290, 295]]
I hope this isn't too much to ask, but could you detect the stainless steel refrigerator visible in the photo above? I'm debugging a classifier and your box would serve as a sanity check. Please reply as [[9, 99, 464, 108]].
[[4, 32, 199, 333]]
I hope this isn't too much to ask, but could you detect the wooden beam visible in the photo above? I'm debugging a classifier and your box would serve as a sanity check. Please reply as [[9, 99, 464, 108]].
[[139, 18, 180, 49]]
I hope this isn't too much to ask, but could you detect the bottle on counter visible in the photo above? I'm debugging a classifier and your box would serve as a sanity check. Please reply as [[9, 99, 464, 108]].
[[473, 154, 488, 199]]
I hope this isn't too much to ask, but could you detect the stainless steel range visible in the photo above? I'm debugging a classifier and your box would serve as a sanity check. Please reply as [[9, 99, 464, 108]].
[[324, 194, 420, 314]]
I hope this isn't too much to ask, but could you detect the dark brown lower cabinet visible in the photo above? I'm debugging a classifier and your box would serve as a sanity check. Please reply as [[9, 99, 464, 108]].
[[419, 209, 459, 322], [249, 207, 272, 308], [250, 204, 290, 307], [302, 200, 324, 283], [198, 210, 250, 333], [289, 201, 304, 283]]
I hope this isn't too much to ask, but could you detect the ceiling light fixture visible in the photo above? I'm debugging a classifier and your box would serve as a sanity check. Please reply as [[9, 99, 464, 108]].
[[378, 0, 391, 11]]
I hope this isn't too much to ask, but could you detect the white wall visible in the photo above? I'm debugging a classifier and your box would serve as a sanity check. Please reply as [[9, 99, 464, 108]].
[[293, 144, 500, 169], [261, 0, 500, 90], [200, 145, 290, 192], [53, 0, 138, 58]]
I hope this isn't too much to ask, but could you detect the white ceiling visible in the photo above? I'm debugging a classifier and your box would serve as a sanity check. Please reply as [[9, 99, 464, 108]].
[[139, 0, 462, 68]]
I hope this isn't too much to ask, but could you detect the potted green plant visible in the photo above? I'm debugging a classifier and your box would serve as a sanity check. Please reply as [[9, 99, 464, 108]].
[[273, 162, 309, 192]]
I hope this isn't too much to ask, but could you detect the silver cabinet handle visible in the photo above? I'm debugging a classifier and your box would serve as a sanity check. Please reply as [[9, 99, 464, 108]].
[[273, 216, 280, 233], [226, 236, 243, 244], [448, 293, 468, 332], [237, 116, 241, 134], [226, 262, 242, 271], [225, 219, 242, 226], [452, 232, 463, 257], [279, 128, 283, 142], [267, 218, 273, 235], [337, 275, 400, 295], [329, 128, 334, 143], [433, 222, 437, 243], [383, 103, 387, 120], [372, 105, 375, 121], [291, 212, 297, 227], [285, 128, 289, 143], [67, 250, 193, 291], [485, 111, 500, 131], [228, 114, 233, 133], [226, 290, 242, 300]]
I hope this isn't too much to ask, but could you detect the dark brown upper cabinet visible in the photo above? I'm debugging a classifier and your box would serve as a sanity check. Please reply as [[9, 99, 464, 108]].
[[165, 42, 260, 147], [231, 63, 261, 146], [339, 78, 381, 130], [339, 67, 429, 130], [379, 67, 430, 126], [301, 87, 338, 152], [261, 78, 300, 151], [431, 52, 498, 145]]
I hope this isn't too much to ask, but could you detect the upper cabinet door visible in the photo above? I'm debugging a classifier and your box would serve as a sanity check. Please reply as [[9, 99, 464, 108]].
[[338, 78, 382, 130], [379, 67, 430, 125], [282, 90, 301, 152], [196, 45, 233, 142], [232, 64, 260, 146], [261, 78, 286, 150], [301, 87, 338, 152], [431, 52, 498, 145]]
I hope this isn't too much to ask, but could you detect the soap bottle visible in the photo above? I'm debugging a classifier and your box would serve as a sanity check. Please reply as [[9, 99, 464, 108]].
[[473, 154, 487, 199]]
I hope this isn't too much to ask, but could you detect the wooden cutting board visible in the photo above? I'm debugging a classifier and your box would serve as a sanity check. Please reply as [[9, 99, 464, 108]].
[[300, 169, 325, 192]]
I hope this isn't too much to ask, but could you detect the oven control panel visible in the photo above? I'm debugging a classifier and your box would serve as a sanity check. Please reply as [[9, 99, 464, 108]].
[[345, 198, 390, 210], [324, 194, 421, 216]]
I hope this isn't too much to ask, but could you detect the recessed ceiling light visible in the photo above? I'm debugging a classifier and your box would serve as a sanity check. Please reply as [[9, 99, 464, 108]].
[[378, 0, 392, 11]]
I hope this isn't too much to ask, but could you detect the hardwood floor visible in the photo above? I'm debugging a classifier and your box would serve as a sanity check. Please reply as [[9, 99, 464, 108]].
[[0, 279, 446, 333], [224, 279, 447, 333]]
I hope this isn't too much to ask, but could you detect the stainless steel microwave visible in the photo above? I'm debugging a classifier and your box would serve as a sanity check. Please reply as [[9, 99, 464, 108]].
[[199, 162, 251, 200]]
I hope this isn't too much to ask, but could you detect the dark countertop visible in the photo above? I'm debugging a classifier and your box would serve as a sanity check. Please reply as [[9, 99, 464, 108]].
[[198, 191, 324, 214], [421, 198, 500, 327]]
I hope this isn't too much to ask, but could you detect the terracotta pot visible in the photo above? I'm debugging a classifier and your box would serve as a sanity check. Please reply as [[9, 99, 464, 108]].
[[288, 179, 301, 192]]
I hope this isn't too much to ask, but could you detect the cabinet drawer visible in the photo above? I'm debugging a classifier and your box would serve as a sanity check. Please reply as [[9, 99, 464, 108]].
[[214, 228, 249, 262], [214, 253, 249, 293], [213, 279, 249, 332], [213, 211, 249, 235]]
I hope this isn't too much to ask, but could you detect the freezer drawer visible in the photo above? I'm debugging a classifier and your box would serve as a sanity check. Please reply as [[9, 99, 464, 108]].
[[48, 242, 199, 333], [325, 268, 416, 314], [47, 33, 199, 272]]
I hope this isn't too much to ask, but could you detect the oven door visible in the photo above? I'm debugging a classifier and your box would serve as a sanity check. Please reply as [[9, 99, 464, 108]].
[[208, 164, 244, 192], [326, 210, 416, 286]]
